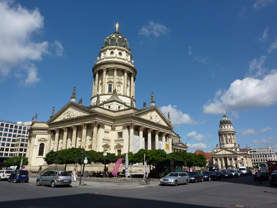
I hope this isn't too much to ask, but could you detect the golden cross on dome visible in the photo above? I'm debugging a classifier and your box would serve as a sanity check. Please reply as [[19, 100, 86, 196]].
[[116, 22, 119, 32]]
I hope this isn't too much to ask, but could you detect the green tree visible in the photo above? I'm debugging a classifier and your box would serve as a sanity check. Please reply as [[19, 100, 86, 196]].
[[5, 156, 28, 167]]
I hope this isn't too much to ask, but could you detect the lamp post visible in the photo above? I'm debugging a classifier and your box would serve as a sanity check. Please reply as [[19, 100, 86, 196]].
[[79, 147, 85, 185], [103, 152, 107, 178]]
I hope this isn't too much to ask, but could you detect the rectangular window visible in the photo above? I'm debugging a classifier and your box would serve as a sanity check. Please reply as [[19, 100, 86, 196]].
[[5, 124, 9, 127], [117, 150, 121, 155], [10, 125, 13, 128], [19, 126, 22, 130], [0, 123, 4, 127], [9, 129, 13, 132], [21, 139, 25, 142], [108, 84, 113, 93], [117, 132, 123, 138], [14, 125, 18, 129], [0, 128, 3, 131]]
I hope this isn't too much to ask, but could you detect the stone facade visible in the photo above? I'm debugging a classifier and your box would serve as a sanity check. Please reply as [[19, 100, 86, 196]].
[[26, 25, 187, 170], [212, 113, 252, 169]]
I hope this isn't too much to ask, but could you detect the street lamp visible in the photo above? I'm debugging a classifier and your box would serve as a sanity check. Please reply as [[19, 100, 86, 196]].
[[103, 152, 107, 178], [79, 147, 85, 185]]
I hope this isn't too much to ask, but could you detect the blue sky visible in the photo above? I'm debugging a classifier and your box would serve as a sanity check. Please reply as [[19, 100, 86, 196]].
[[1, 0, 277, 153]]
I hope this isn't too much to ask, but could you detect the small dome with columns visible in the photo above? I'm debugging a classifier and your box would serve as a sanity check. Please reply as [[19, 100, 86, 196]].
[[220, 113, 232, 125], [102, 23, 130, 51]]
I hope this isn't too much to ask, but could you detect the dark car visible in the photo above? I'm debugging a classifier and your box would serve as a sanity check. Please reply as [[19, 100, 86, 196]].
[[214, 171, 224, 180], [202, 171, 217, 181], [222, 171, 233, 179], [8, 170, 29, 183], [269, 170, 277, 186], [188, 172, 203, 183]]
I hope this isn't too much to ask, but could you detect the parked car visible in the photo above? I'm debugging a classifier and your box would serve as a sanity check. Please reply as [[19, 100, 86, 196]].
[[222, 171, 233, 179], [269, 170, 277, 186], [36, 170, 72, 187], [0, 170, 13, 180], [188, 172, 203, 183], [8, 170, 29, 183], [214, 171, 224, 180], [229, 169, 239, 178], [202, 171, 217, 181], [237, 170, 243, 177], [160, 172, 189, 186]]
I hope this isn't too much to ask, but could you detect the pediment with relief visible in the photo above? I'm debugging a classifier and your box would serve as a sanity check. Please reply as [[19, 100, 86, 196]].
[[214, 149, 236, 155], [54, 107, 90, 122], [139, 111, 167, 126]]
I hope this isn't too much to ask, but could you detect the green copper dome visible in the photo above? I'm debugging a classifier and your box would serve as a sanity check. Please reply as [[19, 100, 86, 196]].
[[102, 32, 130, 51], [220, 114, 232, 125]]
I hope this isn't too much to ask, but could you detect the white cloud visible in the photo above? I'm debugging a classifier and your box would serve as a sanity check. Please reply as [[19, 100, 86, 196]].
[[0, 1, 64, 85], [53, 40, 64, 56], [248, 56, 266, 77], [139, 21, 170, 38], [185, 131, 207, 141], [160, 105, 193, 126], [267, 38, 277, 53], [260, 127, 272, 132], [203, 70, 277, 114], [258, 27, 269, 42], [253, 0, 274, 10], [187, 143, 209, 150], [242, 129, 256, 136], [188, 46, 192, 56], [253, 137, 277, 145]]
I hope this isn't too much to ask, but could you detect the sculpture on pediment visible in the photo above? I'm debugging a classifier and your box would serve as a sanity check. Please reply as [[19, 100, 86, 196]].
[[143, 102, 147, 109], [78, 98, 82, 105], [35, 113, 37, 122], [52, 107, 55, 116], [72, 87, 76, 98]]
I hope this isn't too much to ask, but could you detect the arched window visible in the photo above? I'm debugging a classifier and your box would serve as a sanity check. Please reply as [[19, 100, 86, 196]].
[[38, 143, 45, 156]]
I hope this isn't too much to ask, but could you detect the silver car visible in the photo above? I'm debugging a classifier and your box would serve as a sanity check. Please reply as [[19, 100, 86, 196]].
[[36, 170, 72, 187], [160, 172, 189, 186]]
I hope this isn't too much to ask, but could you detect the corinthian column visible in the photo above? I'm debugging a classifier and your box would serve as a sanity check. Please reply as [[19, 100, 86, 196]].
[[169, 137, 172, 153], [81, 125, 87, 149], [54, 129, 59, 151], [71, 126, 77, 148], [147, 129, 152, 150], [162, 133, 166, 150], [155, 131, 159, 150], [123, 125, 129, 153], [129, 124, 134, 152], [124, 71, 127, 95], [92, 122, 98, 151], [139, 127, 144, 150], [131, 74, 134, 98], [62, 128, 68, 149], [93, 71, 99, 96], [113, 68, 117, 92], [97, 124, 104, 152]]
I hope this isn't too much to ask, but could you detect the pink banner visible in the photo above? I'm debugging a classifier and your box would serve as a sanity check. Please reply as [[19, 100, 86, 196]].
[[112, 158, 123, 176]]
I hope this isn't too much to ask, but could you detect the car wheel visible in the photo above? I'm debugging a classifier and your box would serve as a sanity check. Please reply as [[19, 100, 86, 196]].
[[51, 181, 56, 188], [174, 180, 178, 186], [36, 180, 41, 186]]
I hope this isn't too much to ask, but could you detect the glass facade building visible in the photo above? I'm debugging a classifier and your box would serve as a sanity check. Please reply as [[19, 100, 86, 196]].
[[0, 120, 31, 158]]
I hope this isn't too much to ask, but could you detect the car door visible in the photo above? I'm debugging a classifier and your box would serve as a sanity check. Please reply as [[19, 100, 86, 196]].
[[40, 171, 50, 185]]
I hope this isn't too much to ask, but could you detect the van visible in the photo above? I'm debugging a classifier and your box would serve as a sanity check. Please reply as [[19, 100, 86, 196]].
[[8, 170, 29, 183], [238, 167, 247, 175]]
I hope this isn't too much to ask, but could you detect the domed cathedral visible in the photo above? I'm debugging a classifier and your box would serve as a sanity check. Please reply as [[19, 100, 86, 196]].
[[212, 112, 252, 169], [26, 23, 188, 171]]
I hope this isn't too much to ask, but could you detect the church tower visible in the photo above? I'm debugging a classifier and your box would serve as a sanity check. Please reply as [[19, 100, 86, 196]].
[[218, 112, 237, 149], [91, 23, 137, 109]]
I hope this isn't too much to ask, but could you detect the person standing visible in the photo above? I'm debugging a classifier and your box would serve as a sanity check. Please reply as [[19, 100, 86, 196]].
[[72, 169, 77, 182]]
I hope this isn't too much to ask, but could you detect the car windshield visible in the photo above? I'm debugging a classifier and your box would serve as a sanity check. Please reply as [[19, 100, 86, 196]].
[[59, 171, 71, 176], [259, 164, 267, 167], [188, 172, 196, 176], [19, 170, 28, 175], [239, 168, 246, 171]]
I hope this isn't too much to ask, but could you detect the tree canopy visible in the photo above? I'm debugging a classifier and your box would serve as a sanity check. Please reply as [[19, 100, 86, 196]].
[[5, 156, 29, 167]]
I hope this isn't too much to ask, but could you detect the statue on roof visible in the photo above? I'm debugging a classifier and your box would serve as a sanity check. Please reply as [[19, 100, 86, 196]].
[[72, 87, 76, 98], [143, 102, 147, 109], [52, 107, 55, 116], [116, 22, 119, 33], [35, 113, 37, 122], [78, 98, 83, 105]]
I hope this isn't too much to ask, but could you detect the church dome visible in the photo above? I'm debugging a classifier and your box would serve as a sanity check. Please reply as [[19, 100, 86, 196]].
[[102, 32, 130, 51], [220, 113, 232, 125]]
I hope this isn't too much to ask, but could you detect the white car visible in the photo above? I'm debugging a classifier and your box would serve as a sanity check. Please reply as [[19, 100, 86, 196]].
[[160, 172, 189, 186], [0, 170, 13, 180]]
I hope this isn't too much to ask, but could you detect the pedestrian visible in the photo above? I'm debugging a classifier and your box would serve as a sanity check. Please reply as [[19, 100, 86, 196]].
[[72, 169, 77, 182]]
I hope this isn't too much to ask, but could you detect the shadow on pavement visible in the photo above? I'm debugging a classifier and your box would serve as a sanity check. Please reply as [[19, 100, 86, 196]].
[[0, 193, 215, 208]]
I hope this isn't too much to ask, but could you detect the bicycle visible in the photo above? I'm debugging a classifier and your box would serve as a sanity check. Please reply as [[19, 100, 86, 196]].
[[139, 177, 150, 185]]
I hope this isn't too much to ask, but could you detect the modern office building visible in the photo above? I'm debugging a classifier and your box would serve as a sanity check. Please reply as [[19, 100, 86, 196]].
[[250, 147, 277, 166], [0, 120, 31, 158]]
